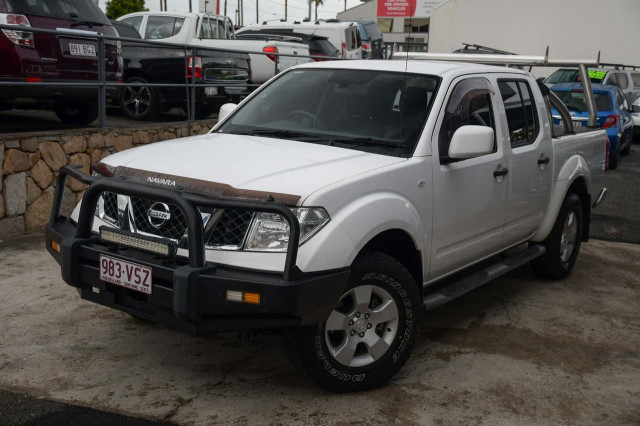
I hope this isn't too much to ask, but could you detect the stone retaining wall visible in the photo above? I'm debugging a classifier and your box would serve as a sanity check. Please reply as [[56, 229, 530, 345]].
[[0, 120, 215, 240]]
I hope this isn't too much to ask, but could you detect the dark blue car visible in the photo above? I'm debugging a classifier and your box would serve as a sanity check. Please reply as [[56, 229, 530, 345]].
[[551, 83, 634, 169]]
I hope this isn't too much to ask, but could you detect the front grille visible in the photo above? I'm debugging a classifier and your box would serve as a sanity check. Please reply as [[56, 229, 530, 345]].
[[99, 193, 254, 250], [130, 197, 188, 241]]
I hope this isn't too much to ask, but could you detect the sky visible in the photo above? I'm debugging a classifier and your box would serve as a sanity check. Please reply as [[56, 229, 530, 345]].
[[98, 0, 365, 25]]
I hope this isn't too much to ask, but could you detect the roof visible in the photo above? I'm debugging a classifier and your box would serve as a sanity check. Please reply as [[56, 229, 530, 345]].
[[550, 82, 620, 93], [294, 59, 529, 77]]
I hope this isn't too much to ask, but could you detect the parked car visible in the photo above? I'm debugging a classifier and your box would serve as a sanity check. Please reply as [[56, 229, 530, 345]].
[[110, 19, 251, 120], [633, 97, 640, 142], [550, 83, 633, 169], [546, 67, 640, 104], [47, 58, 607, 392], [354, 20, 383, 59], [0, 0, 123, 124], [241, 20, 362, 59], [117, 12, 310, 84], [235, 30, 340, 61]]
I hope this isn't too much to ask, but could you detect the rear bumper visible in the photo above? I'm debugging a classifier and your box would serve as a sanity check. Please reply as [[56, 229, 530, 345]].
[[45, 166, 349, 334]]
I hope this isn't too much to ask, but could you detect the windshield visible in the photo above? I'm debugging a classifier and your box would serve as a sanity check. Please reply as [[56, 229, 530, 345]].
[[552, 90, 613, 113], [217, 69, 440, 157], [6, 0, 110, 25], [546, 68, 605, 84]]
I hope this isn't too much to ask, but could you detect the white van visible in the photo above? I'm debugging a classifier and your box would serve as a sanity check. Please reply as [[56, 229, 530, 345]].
[[238, 21, 362, 59]]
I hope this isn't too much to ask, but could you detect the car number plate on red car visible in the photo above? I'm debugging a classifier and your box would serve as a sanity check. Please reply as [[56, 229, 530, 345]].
[[69, 43, 96, 57], [99, 255, 152, 295]]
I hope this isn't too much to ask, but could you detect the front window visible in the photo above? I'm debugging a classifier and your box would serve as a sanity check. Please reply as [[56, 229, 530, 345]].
[[217, 69, 440, 157], [145, 16, 185, 40], [121, 16, 143, 33]]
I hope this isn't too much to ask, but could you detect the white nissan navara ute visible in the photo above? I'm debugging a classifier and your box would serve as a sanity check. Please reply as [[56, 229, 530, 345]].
[[46, 59, 608, 392]]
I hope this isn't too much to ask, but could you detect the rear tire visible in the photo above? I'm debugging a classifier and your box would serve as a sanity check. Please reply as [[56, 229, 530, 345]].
[[284, 251, 421, 393], [531, 192, 583, 279], [54, 100, 98, 125], [120, 77, 160, 120], [620, 133, 631, 156]]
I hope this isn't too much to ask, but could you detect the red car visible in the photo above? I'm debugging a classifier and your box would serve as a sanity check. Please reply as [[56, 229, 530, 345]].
[[0, 0, 123, 125]]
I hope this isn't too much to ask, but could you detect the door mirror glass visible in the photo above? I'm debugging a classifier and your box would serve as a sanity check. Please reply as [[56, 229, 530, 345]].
[[218, 103, 237, 122], [448, 125, 495, 160]]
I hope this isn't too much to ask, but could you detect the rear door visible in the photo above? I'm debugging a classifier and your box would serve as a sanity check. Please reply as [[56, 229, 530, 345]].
[[496, 77, 553, 245], [429, 76, 507, 279], [344, 25, 361, 59]]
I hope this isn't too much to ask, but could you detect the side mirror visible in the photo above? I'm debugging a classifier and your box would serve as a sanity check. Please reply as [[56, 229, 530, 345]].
[[632, 105, 640, 114], [448, 126, 495, 160], [218, 103, 237, 122]]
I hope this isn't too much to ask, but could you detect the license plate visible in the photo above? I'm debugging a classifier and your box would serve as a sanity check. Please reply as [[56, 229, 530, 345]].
[[99, 255, 152, 295], [69, 43, 96, 57], [205, 86, 218, 96], [572, 120, 583, 127]]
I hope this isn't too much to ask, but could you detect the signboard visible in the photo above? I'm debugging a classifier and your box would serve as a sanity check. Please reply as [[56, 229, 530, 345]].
[[377, 0, 441, 18]]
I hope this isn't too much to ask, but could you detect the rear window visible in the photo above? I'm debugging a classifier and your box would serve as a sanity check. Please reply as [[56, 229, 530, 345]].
[[309, 38, 340, 57], [364, 22, 382, 40], [552, 90, 613, 112], [345, 26, 361, 50], [6, 0, 110, 25], [145, 15, 185, 40], [632, 73, 640, 87]]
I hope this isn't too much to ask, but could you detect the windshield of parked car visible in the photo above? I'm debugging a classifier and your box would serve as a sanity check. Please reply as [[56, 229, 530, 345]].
[[552, 90, 613, 112], [546, 68, 605, 84], [217, 69, 440, 157], [6, 0, 110, 25]]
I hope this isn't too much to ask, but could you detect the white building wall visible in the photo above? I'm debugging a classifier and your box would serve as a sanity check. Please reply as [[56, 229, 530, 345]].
[[429, 0, 640, 75]]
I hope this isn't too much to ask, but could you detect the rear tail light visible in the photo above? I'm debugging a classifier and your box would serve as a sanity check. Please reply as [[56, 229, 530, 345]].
[[362, 42, 371, 53], [341, 42, 346, 57], [187, 56, 202, 79], [263, 46, 278, 62], [312, 54, 327, 62], [0, 14, 35, 48], [602, 114, 618, 130], [605, 137, 610, 172]]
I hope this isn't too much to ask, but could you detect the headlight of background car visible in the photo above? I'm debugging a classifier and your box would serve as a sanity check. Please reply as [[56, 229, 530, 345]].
[[245, 208, 329, 252]]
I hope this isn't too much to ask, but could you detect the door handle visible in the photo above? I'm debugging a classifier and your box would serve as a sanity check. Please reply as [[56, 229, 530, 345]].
[[493, 167, 509, 178], [538, 155, 550, 165]]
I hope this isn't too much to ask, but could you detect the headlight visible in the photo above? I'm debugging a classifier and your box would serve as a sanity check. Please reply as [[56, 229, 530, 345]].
[[245, 208, 329, 252]]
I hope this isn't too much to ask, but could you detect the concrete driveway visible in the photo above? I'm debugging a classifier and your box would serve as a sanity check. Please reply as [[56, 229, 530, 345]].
[[1, 235, 639, 425]]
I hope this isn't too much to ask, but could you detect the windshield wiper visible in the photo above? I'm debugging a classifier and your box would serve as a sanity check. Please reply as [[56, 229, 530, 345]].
[[331, 137, 405, 149], [225, 128, 332, 142]]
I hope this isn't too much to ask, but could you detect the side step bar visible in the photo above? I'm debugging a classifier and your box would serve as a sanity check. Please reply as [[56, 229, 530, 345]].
[[423, 244, 546, 311]]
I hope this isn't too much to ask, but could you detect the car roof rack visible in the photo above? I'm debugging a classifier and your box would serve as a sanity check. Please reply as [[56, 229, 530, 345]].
[[391, 47, 602, 128], [458, 43, 516, 56], [599, 62, 640, 71]]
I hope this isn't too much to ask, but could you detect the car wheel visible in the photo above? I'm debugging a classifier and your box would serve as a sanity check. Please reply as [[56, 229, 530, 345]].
[[620, 133, 631, 156], [284, 251, 421, 393], [120, 77, 159, 120], [531, 192, 583, 280], [54, 101, 98, 125]]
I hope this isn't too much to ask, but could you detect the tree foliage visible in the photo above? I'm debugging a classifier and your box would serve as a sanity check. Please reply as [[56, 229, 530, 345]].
[[105, 0, 147, 20]]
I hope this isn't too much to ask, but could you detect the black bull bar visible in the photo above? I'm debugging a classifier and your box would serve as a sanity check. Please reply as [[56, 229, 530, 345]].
[[48, 165, 309, 326]]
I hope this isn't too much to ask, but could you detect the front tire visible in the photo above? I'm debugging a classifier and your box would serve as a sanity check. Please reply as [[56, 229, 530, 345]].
[[54, 100, 98, 125], [284, 251, 421, 393], [531, 192, 583, 279]]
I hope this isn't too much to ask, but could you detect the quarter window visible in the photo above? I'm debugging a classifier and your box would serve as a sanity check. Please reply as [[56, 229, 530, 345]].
[[498, 80, 539, 147], [439, 77, 496, 161]]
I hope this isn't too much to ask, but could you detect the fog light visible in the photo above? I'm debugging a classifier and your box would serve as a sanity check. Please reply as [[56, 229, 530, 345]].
[[243, 292, 261, 305], [100, 227, 175, 257], [51, 240, 61, 253]]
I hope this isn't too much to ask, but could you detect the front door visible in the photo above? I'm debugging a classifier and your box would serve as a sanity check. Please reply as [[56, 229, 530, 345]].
[[429, 76, 508, 280]]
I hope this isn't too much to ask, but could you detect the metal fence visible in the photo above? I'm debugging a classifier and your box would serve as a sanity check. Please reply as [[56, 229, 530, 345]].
[[0, 23, 346, 136]]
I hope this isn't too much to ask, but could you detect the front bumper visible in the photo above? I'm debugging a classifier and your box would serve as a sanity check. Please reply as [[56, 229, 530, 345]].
[[46, 166, 350, 334]]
